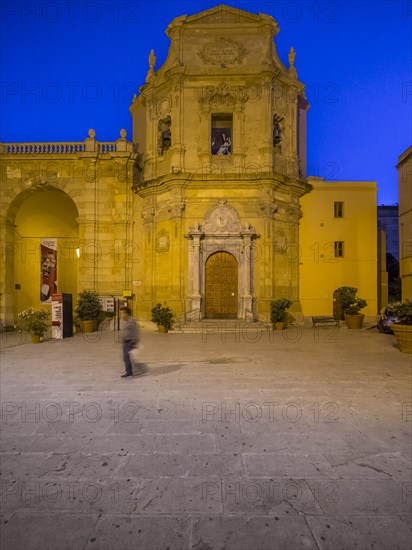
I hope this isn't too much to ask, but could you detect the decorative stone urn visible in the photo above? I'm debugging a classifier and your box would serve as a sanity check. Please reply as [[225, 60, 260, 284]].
[[391, 325, 412, 354], [344, 314, 365, 330]]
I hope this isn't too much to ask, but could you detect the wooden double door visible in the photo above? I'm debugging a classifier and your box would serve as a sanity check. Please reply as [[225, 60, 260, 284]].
[[204, 252, 238, 319]]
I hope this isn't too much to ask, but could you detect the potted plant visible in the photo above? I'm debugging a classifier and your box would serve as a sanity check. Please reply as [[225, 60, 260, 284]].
[[74, 290, 101, 333], [344, 297, 368, 329], [17, 307, 50, 343], [270, 298, 293, 330], [335, 286, 357, 320], [390, 299, 412, 353], [151, 303, 174, 333]]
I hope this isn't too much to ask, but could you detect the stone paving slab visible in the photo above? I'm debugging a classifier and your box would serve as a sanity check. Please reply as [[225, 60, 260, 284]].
[[215, 432, 286, 453], [0, 451, 53, 479], [80, 434, 155, 454], [243, 453, 339, 479], [282, 433, 355, 455], [118, 453, 189, 478], [306, 515, 412, 549], [191, 515, 318, 549], [331, 452, 412, 481], [153, 433, 216, 454], [0, 511, 100, 550], [35, 452, 124, 478], [1, 477, 88, 512], [83, 514, 190, 550], [305, 479, 411, 516], [215, 477, 325, 516]]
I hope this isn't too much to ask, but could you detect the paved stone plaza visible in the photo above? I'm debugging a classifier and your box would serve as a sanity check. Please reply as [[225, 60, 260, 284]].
[[0, 322, 411, 549]]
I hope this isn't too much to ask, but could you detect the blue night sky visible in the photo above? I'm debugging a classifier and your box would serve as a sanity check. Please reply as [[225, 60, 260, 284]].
[[1, 0, 410, 204]]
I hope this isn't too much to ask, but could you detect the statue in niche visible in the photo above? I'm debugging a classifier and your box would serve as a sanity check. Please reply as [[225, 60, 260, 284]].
[[158, 116, 171, 154], [273, 115, 283, 146]]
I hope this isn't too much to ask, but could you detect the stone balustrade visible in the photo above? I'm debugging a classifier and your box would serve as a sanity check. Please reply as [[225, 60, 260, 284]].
[[1, 142, 86, 154], [1, 129, 135, 155]]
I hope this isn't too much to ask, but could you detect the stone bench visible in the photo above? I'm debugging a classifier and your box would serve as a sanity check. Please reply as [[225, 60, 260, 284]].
[[312, 316, 340, 328]]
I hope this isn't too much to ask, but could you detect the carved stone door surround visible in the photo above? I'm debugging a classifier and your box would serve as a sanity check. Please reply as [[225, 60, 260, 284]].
[[186, 200, 258, 320]]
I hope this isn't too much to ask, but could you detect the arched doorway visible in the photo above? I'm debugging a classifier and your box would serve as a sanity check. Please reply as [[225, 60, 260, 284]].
[[6, 188, 79, 319], [205, 252, 238, 319]]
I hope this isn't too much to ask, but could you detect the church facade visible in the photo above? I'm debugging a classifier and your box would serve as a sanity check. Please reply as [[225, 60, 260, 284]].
[[0, 5, 378, 326], [130, 5, 310, 322]]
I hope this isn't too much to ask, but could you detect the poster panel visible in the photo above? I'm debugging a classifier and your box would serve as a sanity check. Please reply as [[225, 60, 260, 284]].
[[40, 239, 57, 304], [51, 293, 63, 339]]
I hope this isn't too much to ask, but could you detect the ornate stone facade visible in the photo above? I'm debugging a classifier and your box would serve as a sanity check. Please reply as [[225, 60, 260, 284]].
[[130, 5, 310, 321]]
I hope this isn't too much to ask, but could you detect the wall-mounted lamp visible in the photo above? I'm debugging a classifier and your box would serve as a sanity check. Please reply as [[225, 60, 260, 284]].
[[76, 247, 80, 258]]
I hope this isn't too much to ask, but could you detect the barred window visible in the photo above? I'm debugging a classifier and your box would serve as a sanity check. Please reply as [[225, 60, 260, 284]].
[[334, 241, 344, 257], [334, 201, 344, 218]]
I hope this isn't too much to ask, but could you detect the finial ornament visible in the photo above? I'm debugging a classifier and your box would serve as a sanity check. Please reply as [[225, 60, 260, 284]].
[[146, 49, 157, 82], [149, 49, 156, 70], [288, 47, 297, 78], [288, 47, 296, 67]]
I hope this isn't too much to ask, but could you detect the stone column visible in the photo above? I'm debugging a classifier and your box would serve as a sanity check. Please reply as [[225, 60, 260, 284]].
[[0, 217, 15, 322], [241, 227, 255, 319], [186, 226, 202, 318]]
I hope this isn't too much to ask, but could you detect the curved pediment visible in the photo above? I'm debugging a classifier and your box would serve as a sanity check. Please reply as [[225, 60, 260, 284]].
[[203, 200, 241, 233], [167, 4, 276, 29], [157, 4, 282, 74]]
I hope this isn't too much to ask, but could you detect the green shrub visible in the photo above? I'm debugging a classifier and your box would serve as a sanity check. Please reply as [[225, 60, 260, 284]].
[[391, 300, 412, 325], [75, 290, 101, 320], [270, 298, 293, 323], [151, 303, 174, 330]]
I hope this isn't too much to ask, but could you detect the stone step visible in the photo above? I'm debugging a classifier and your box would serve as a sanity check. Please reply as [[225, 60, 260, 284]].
[[173, 319, 272, 333]]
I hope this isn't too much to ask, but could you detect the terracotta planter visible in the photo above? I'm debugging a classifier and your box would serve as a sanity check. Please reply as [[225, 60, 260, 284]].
[[157, 324, 168, 333], [31, 334, 41, 344], [80, 320, 94, 333], [273, 322, 286, 330], [345, 314, 364, 329], [391, 324, 412, 354]]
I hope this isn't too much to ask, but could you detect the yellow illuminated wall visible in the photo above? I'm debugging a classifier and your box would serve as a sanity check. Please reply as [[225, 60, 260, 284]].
[[299, 177, 377, 316], [397, 146, 412, 300], [13, 189, 79, 316]]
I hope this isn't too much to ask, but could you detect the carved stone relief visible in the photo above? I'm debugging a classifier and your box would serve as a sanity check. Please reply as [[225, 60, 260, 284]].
[[156, 228, 170, 252], [199, 82, 248, 116], [198, 38, 248, 65], [203, 200, 242, 233]]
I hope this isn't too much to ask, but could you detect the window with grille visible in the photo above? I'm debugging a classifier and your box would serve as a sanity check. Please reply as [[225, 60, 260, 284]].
[[334, 241, 344, 257], [334, 201, 344, 218]]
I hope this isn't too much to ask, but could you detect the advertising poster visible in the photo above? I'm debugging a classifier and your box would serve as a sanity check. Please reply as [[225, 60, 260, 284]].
[[51, 293, 63, 339], [40, 239, 57, 304]]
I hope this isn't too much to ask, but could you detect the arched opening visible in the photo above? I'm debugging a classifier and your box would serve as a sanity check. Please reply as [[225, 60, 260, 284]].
[[204, 251, 238, 319], [6, 188, 79, 319]]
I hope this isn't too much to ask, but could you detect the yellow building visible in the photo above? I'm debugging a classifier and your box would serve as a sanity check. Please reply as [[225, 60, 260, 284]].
[[0, 5, 379, 327], [300, 177, 377, 316], [397, 146, 412, 300]]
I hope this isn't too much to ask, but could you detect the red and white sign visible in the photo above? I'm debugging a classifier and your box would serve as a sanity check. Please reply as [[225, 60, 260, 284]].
[[40, 238, 57, 304], [51, 293, 63, 339]]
